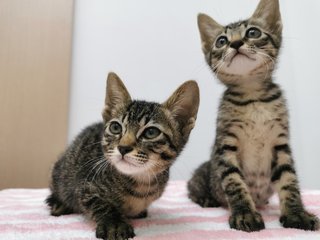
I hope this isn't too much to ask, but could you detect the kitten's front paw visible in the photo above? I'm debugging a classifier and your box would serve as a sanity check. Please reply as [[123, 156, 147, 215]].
[[229, 210, 265, 232], [280, 210, 319, 231], [96, 221, 135, 240]]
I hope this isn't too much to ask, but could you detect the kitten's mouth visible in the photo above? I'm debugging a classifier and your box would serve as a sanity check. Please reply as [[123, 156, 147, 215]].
[[227, 50, 256, 67], [109, 151, 151, 175], [120, 156, 142, 167], [112, 155, 151, 176]]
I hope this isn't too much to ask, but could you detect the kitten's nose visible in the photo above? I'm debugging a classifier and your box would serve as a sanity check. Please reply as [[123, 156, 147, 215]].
[[118, 145, 133, 156], [230, 40, 244, 50]]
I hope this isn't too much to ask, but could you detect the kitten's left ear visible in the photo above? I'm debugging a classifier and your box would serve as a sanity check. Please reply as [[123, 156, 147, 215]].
[[251, 0, 282, 34], [163, 81, 200, 141], [102, 72, 132, 121], [197, 13, 224, 56]]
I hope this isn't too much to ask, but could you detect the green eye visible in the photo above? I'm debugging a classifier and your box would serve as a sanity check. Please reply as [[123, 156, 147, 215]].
[[109, 121, 122, 135], [216, 36, 228, 48], [143, 127, 161, 139], [246, 27, 262, 39]]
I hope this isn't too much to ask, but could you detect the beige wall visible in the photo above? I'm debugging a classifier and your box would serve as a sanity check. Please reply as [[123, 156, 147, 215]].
[[0, 0, 74, 189]]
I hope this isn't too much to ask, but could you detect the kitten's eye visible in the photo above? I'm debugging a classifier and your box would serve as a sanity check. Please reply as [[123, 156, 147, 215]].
[[143, 127, 161, 139], [246, 27, 261, 39], [109, 122, 122, 135], [216, 36, 228, 48]]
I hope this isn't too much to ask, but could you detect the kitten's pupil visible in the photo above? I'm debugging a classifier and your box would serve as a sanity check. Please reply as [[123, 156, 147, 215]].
[[109, 121, 122, 135], [246, 27, 261, 39], [143, 127, 161, 139], [216, 36, 228, 48]]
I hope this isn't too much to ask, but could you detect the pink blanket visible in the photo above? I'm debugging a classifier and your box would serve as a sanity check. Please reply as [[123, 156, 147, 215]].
[[0, 181, 319, 239]]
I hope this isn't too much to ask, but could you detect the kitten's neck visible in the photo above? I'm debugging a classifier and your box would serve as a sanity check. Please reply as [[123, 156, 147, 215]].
[[225, 78, 278, 100], [218, 68, 274, 93], [134, 170, 169, 184], [120, 168, 169, 186]]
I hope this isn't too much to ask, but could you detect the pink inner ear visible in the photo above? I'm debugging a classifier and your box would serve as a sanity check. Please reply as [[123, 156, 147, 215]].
[[106, 72, 132, 107], [166, 86, 199, 126]]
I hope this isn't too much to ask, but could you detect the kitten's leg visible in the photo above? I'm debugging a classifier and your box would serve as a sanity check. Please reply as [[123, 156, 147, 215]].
[[272, 144, 319, 231], [46, 193, 74, 216], [217, 144, 265, 232], [81, 195, 135, 240], [188, 161, 221, 207]]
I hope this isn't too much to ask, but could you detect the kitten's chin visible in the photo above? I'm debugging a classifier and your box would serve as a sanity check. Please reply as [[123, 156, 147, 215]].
[[111, 156, 148, 176], [217, 49, 263, 77]]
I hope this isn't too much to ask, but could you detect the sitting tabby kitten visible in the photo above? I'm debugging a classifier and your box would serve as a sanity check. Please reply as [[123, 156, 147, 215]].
[[188, 0, 319, 232], [46, 72, 199, 239]]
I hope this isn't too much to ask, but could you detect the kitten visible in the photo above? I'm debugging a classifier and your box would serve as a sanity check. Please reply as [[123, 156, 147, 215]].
[[188, 0, 319, 232], [46, 72, 199, 239]]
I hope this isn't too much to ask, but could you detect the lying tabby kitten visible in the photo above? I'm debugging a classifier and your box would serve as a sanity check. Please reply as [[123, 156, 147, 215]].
[[46, 72, 199, 239], [188, 0, 319, 232]]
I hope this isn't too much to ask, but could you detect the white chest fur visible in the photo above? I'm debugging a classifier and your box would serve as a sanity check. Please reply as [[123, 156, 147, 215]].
[[121, 183, 162, 217], [238, 102, 279, 168], [122, 195, 156, 217], [234, 102, 282, 205]]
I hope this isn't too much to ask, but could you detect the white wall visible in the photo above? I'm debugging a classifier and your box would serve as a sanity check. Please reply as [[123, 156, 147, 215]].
[[69, 0, 320, 188]]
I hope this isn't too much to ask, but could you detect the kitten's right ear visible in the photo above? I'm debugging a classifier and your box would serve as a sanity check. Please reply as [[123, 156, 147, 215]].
[[102, 72, 132, 121], [197, 13, 224, 55], [163, 81, 200, 143]]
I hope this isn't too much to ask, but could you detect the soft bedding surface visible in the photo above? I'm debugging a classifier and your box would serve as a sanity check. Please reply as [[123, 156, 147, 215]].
[[0, 181, 320, 240]]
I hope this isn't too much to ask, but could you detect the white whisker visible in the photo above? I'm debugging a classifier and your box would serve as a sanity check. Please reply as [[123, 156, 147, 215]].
[[82, 155, 105, 168], [84, 158, 107, 184]]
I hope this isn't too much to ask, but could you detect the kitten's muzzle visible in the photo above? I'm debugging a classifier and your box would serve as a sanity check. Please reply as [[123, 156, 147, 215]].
[[226, 48, 256, 67]]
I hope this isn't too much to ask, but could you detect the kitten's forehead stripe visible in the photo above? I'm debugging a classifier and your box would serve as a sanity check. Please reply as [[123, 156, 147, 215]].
[[126, 101, 161, 125], [121, 114, 128, 123], [225, 21, 247, 40], [226, 21, 246, 30], [139, 116, 146, 127]]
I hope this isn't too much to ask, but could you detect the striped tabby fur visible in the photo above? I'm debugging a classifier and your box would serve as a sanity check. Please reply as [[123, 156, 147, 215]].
[[188, 0, 319, 232], [46, 72, 199, 239]]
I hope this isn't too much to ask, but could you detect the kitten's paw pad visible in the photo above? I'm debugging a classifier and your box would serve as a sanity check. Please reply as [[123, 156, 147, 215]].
[[189, 194, 221, 208], [229, 211, 265, 232], [96, 221, 135, 240], [280, 211, 320, 231]]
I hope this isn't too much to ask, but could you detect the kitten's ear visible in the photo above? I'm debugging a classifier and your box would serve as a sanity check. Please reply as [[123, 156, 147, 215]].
[[251, 0, 282, 34], [102, 72, 132, 121], [163, 81, 200, 141], [197, 13, 224, 55]]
